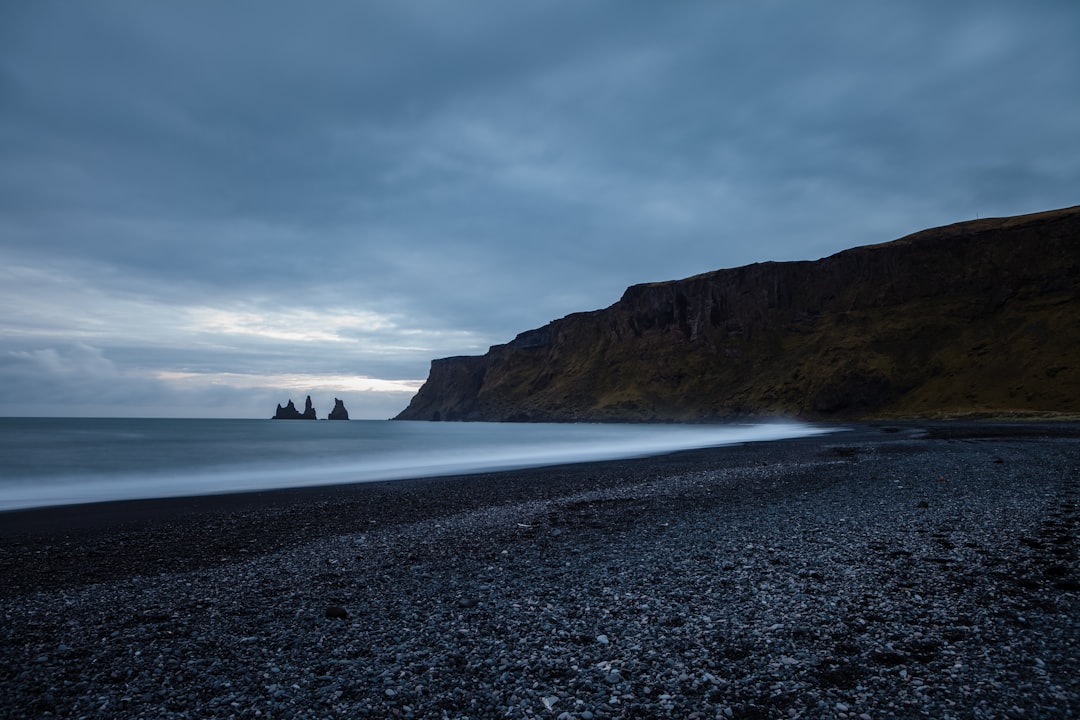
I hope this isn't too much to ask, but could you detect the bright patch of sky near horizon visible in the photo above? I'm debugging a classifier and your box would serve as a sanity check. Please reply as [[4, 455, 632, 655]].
[[1, 1, 1078, 418]]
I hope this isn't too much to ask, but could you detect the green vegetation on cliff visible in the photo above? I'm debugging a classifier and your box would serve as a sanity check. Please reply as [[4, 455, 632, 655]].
[[396, 205, 1080, 422]]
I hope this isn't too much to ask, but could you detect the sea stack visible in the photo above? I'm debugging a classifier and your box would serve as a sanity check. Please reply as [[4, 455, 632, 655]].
[[328, 398, 350, 420], [273, 397, 318, 420]]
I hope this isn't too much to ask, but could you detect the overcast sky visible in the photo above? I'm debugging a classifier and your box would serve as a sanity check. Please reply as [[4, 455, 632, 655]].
[[1, 1, 1078, 418]]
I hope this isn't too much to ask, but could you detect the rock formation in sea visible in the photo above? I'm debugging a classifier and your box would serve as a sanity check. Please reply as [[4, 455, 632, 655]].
[[395, 205, 1080, 422], [328, 398, 350, 420], [273, 396, 318, 420]]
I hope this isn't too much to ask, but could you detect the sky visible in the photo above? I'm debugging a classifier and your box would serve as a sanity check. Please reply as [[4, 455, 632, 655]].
[[1, 1, 1078, 419]]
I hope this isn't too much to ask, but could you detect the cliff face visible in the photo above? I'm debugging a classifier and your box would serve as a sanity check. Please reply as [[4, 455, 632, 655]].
[[395, 206, 1080, 422]]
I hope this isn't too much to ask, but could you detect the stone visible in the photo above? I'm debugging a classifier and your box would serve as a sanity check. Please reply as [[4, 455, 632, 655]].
[[273, 397, 318, 420], [324, 606, 348, 619], [273, 400, 302, 419], [328, 398, 350, 420]]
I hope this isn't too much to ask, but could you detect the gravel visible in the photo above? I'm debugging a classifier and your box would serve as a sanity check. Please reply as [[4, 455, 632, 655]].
[[2, 423, 1078, 719]]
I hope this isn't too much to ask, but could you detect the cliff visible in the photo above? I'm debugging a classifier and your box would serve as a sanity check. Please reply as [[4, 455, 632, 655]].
[[395, 205, 1080, 422]]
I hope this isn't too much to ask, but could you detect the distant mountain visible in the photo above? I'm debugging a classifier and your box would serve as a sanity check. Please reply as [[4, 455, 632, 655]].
[[396, 205, 1080, 422]]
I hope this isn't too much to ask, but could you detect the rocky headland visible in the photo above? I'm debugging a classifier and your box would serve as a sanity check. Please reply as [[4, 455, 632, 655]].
[[396, 205, 1080, 422]]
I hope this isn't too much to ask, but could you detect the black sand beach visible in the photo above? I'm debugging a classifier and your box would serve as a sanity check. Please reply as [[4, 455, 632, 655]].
[[2, 423, 1078, 719]]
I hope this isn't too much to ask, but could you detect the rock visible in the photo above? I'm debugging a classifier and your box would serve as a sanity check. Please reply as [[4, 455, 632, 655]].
[[324, 606, 348, 619], [870, 649, 908, 666], [273, 397, 318, 420], [457, 598, 479, 609], [273, 399, 302, 419], [328, 398, 349, 420]]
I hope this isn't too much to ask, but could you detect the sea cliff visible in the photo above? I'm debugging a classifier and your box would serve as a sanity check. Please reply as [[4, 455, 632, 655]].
[[396, 206, 1080, 422]]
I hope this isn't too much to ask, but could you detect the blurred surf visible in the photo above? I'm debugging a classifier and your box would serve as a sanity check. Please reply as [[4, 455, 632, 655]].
[[0, 418, 834, 510]]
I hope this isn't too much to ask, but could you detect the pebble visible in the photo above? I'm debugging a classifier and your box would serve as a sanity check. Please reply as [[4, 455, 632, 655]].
[[2, 427, 1077, 720]]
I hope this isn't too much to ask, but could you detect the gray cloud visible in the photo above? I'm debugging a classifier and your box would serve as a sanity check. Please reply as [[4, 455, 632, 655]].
[[0, 341, 414, 419], [1, 0, 1078, 416]]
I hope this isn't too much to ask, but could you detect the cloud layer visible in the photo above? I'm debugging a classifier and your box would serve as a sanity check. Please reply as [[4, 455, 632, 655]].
[[2, 1, 1078, 416]]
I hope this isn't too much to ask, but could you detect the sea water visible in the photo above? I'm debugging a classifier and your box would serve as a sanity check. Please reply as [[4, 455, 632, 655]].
[[0, 418, 833, 511]]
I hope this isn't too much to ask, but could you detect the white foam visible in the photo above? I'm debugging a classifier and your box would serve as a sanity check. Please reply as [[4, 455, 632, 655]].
[[0, 421, 836, 511]]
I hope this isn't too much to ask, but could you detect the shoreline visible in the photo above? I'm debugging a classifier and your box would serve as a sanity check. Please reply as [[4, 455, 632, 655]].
[[2, 421, 1078, 718], [0, 427, 860, 596], [0, 416, 833, 518], [2, 420, 1076, 538]]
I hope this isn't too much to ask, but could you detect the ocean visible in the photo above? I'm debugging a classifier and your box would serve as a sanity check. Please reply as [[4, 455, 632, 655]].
[[0, 418, 833, 511]]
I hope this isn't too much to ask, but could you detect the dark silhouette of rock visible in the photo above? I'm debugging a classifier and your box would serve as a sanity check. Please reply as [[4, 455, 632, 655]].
[[328, 398, 350, 420], [273, 399, 302, 419], [273, 396, 318, 420], [395, 204, 1080, 422]]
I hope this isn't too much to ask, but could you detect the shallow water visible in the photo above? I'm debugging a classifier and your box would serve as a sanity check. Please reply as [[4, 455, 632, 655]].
[[0, 418, 833, 510]]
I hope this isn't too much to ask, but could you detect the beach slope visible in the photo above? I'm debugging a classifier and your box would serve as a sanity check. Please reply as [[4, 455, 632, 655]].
[[2, 423, 1078, 718]]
